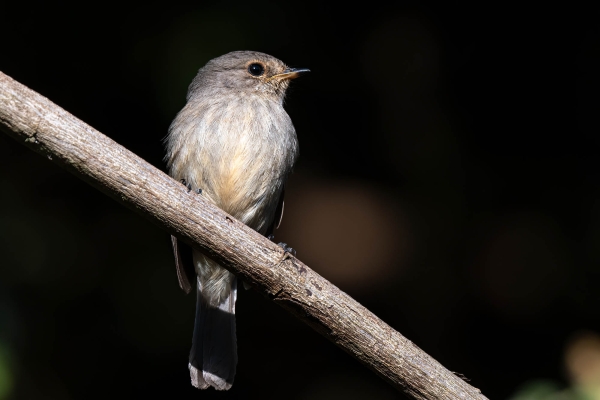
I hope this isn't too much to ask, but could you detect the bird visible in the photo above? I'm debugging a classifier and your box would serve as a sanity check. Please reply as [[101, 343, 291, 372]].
[[164, 51, 309, 390]]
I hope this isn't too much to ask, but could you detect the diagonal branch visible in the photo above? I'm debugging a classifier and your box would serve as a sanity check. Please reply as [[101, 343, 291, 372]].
[[0, 70, 488, 400]]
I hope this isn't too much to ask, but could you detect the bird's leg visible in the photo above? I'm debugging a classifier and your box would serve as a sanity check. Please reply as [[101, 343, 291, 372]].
[[180, 178, 202, 195]]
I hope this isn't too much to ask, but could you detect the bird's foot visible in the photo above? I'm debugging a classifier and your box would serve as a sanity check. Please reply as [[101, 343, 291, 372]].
[[267, 235, 295, 256], [277, 242, 296, 257], [180, 178, 192, 192], [180, 179, 202, 194]]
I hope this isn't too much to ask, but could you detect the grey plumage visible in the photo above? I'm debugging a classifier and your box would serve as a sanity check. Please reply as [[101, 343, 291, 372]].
[[164, 51, 307, 390]]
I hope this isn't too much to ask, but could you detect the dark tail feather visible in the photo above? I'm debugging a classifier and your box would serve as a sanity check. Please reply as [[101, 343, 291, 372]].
[[189, 278, 237, 390]]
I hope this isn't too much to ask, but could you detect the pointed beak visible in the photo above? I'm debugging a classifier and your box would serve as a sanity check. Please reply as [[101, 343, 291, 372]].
[[272, 68, 311, 80]]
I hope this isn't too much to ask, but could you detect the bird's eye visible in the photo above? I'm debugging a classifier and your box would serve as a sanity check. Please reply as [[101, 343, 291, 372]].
[[248, 63, 265, 76]]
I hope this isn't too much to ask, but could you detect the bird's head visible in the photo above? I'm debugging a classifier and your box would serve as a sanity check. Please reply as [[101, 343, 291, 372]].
[[188, 51, 309, 101]]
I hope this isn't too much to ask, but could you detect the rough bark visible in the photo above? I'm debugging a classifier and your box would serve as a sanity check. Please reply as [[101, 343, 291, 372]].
[[0, 70, 488, 400]]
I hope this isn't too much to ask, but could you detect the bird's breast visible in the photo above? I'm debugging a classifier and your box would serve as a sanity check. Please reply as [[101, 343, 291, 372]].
[[170, 95, 297, 232]]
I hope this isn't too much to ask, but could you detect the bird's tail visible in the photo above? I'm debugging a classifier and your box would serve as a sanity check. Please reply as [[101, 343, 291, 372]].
[[189, 277, 237, 390]]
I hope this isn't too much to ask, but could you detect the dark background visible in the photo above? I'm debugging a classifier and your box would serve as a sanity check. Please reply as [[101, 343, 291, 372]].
[[1, 2, 599, 399]]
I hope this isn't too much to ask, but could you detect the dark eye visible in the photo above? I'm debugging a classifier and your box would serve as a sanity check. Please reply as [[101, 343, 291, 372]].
[[248, 63, 265, 76]]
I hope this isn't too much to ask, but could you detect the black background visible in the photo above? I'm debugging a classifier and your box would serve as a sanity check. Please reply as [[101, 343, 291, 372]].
[[1, 2, 599, 399]]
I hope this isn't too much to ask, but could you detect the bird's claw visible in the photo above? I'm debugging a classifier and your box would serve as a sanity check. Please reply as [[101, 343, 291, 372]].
[[277, 242, 296, 257], [180, 178, 192, 192], [180, 178, 202, 195]]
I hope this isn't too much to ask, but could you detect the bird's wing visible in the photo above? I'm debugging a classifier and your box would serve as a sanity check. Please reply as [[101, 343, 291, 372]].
[[171, 235, 196, 294], [266, 187, 285, 238]]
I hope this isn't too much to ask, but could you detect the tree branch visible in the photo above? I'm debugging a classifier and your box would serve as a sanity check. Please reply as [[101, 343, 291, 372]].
[[0, 70, 487, 400]]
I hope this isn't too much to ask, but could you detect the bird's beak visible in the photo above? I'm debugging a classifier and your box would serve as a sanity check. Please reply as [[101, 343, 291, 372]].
[[271, 68, 310, 81]]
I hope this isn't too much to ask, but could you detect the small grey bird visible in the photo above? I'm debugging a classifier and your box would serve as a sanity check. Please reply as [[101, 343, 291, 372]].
[[164, 51, 308, 390]]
